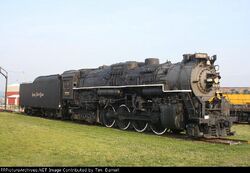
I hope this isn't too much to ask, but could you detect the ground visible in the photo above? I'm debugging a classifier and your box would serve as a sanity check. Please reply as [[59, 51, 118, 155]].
[[0, 112, 249, 166]]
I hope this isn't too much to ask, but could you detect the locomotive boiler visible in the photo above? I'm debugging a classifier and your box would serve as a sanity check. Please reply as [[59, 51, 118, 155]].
[[20, 53, 235, 137]]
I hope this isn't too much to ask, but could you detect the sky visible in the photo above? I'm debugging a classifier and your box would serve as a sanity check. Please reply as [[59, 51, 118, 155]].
[[0, 0, 250, 92]]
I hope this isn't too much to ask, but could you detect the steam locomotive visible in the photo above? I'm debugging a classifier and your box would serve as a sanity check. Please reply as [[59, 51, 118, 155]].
[[20, 53, 235, 137]]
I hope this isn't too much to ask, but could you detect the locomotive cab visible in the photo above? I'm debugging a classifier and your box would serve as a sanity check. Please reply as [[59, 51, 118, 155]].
[[61, 70, 79, 100], [61, 70, 80, 119]]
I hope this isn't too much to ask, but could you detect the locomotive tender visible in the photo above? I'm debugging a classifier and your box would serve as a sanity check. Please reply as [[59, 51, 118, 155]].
[[20, 53, 235, 137]]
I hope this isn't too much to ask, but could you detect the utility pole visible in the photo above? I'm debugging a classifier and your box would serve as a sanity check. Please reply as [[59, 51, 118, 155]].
[[0, 67, 8, 110]]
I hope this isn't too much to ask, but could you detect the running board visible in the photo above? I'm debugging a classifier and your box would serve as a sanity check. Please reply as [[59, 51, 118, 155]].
[[73, 84, 192, 93]]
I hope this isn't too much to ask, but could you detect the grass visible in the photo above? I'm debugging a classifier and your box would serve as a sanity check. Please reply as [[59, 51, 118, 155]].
[[0, 112, 249, 166]]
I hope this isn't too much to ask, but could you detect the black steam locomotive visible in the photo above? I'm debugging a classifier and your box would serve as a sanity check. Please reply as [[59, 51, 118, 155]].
[[20, 53, 235, 137]]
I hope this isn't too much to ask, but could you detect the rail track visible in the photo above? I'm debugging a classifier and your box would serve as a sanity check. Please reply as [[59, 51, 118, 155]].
[[160, 132, 249, 145], [148, 131, 250, 145], [199, 137, 249, 145]]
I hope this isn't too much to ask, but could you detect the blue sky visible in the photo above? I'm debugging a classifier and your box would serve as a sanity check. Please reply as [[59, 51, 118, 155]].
[[0, 0, 250, 91]]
